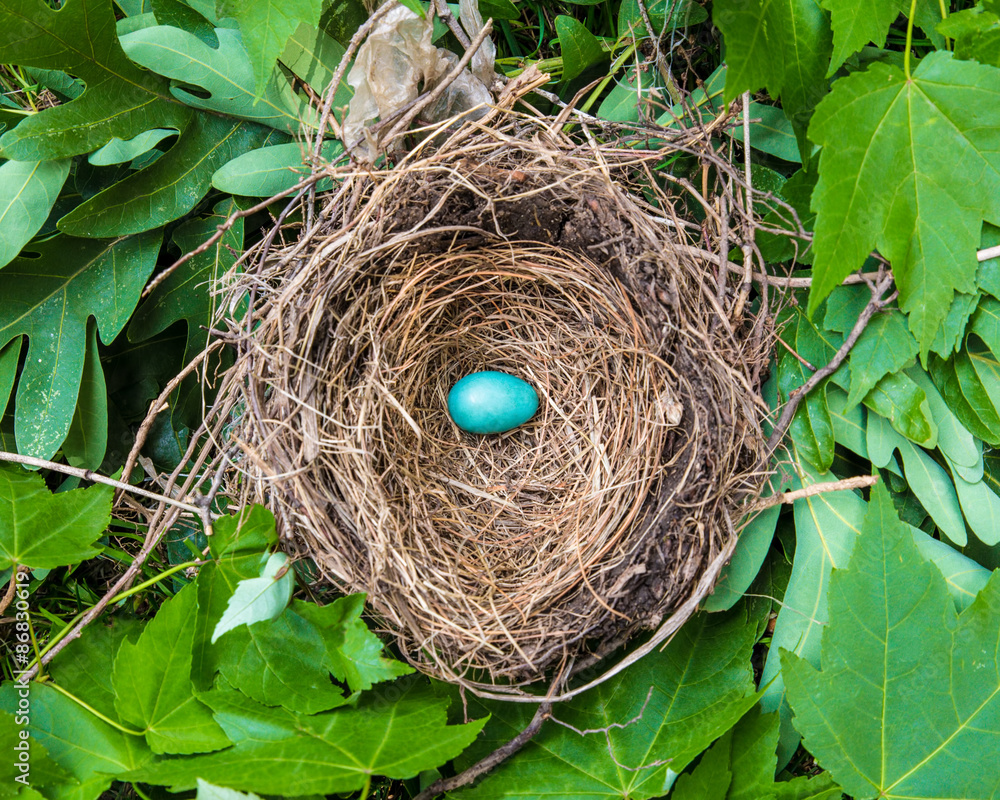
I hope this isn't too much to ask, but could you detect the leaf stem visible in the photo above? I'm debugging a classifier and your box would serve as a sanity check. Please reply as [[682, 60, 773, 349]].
[[904, 0, 919, 78], [26, 560, 203, 669], [42, 681, 146, 736]]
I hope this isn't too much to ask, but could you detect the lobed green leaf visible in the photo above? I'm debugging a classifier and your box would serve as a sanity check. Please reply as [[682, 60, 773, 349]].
[[0, 232, 160, 459], [217, 0, 324, 98], [0, 463, 112, 570], [0, 159, 71, 270], [808, 54, 1000, 354], [784, 482, 1000, 799], [0, 0, 191, 161]]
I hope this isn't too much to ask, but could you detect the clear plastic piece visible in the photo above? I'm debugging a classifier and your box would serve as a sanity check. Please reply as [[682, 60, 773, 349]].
[[342, 4, 494, 159]]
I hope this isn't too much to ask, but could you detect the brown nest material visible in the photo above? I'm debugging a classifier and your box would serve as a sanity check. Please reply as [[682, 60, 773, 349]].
[[214, 94, 775, 693]]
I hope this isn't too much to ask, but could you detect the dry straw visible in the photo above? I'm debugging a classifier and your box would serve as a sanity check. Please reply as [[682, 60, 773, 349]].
[[209, 69, 777, 696]]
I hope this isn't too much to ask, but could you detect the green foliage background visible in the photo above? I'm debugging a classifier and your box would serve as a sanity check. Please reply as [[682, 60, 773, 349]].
[[3, 0, 1000, 798]]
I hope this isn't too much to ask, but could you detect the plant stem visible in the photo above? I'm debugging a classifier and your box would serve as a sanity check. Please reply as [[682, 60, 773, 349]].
[[904, 0, 919, 79], [43, 681, 146, 736], [27, 560, 203, 668], [579, 42, 638, 117]]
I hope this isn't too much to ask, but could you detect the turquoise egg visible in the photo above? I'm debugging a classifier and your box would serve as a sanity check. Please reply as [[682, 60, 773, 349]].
[[447, 371, 539, 434]]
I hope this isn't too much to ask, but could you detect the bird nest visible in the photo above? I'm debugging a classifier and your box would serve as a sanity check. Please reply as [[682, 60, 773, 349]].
[[212, 95, 775, 693]]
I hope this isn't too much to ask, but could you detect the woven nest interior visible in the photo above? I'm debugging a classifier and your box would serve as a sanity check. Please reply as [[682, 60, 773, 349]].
[[218, 107, 774, 690]]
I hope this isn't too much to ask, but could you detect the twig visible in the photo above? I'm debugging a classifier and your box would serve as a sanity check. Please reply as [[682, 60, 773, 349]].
[[675, 242, 886, 288], [741, 91, 752, 210], [754, 475, 879, 510], [0, 566, 26, 616], [978, 244, 1000, 262], [775, 333, 815, 370], [731, 91, 755, 320], [0, 451, 206, 518], [531, 86, 612, 129], [140, 177, 320, 300], [433, 0, 471, 48], [634, 0, 682, 104], [765, 273, 896, 454], [412, 701, 552, 800], [119, 339, 226, 492], [311, 0, 401, 156]]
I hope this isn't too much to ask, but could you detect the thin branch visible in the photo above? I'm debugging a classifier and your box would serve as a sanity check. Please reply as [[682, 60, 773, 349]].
[[140, 177, 320, 299], [0, 566, 26, 616], [312, 0, 402, 156], [531, 86, 614, 129], [0, 452, 206, 517], [119, 339, 226, 491], [765, 273, 897, 454], [775, 333, 815, 370], [754, 475, 879, 510], [742, 91, 752, 210], [433, 0, 471, 48], [978, 243, 1000, 262], [412, 701, 552, 800], [675, 242, 886, 288], [634, 0, 682, 103]]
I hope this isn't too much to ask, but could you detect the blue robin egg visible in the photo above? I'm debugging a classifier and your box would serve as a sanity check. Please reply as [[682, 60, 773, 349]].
[[447, 371, 539, 434]]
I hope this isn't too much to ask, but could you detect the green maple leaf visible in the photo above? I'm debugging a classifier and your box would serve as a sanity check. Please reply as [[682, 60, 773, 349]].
[[758, 451, 863, 766], [808, 52, 1000, 354], [113, 583, 232, 755], [0, 620, 153, 798], [784, 481, 1000, 799], [0, 232, 160, 460], [217, 0, 324, 97], [0, 463, 112, 570], [820, 0, 945, 74], [124, 681, 485, 795], [821, 286, 920, 409], [294, 596, 413, 692], [192, 506, 280, 689], [0, 0, 191, 160], [938, 0, 1000, 67], [451, 601, 766, 800], [672, 708, 842, 800], [216, 605, 350, 715], [712, 0, 832, 132], [0, 711, 74, 795]]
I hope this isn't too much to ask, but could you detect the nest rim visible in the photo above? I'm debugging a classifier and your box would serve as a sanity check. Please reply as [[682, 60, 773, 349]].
[[212, 105, 776, 696]]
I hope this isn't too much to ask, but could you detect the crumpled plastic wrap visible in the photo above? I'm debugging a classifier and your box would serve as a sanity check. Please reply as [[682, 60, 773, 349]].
[[342, 3, 495, 159], [459, 0, 496, 88]]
